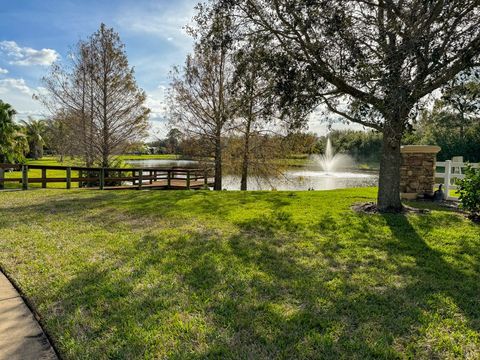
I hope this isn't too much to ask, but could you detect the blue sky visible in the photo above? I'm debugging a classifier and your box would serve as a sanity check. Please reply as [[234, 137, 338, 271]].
[[0, 0, 349, 136], [0, 0, 198, 136]]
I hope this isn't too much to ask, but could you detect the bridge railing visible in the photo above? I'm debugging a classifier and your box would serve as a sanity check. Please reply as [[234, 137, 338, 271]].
[[0, 163, 214, 190]]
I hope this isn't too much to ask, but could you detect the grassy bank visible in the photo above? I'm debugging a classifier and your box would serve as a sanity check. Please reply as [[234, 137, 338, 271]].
[[0, 189, 479, 359]]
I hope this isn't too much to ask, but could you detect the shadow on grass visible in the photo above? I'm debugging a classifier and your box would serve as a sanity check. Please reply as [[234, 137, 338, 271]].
[[1, 191, 479, 358], [0, 191, 296, 233]]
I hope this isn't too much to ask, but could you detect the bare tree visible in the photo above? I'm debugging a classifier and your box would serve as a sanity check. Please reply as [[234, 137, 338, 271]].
[[219, 0, 480, 211], [40, 41, 95, 165], [169, 8, 236, 190], [40, 24, 150, 167]]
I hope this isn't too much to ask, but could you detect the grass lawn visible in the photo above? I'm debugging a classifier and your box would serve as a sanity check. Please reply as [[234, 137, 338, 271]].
[[0, 188, 479, 359]]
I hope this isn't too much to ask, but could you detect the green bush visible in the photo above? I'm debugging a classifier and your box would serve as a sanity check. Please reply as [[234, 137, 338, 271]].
[[456, 165, 480, 219]]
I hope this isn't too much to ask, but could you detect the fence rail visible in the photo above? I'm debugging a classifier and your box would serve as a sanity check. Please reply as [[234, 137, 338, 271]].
[[435, 160, 479, 200], [0, 163, 214, 191]]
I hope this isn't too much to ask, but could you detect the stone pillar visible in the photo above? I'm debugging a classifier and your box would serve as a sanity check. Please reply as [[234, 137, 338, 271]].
[[400, 145, 441, 200]]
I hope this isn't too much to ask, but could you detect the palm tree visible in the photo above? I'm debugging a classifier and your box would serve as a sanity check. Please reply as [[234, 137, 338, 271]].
[[21, 118, 46, 160], [0, 100, 28, 163]]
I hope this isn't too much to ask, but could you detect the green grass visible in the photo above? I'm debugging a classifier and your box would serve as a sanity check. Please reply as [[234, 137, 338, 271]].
[[0, 188, 479, 359]]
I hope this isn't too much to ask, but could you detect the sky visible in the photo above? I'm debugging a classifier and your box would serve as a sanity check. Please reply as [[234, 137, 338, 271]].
[[0, 0, 359, 137]]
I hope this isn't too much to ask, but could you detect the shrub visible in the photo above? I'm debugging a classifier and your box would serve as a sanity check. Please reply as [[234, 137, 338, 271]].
[[456, 165, 480, 221]]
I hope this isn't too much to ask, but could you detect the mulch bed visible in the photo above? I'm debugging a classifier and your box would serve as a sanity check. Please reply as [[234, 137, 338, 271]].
[[351, 202, 429, 214], [352, 199, 479, 224]]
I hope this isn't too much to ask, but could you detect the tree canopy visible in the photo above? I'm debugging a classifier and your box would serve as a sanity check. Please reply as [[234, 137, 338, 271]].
[[0, 101, 29, 164]]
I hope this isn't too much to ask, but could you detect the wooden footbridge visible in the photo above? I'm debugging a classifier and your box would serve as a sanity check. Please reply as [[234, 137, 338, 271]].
[[0, 163, 215, 191]]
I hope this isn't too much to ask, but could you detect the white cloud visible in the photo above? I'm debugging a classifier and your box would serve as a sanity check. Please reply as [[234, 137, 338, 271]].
[[143, 85, 170, 138], [0, 67, 8, 74], [116, 1, 195, 51], [146, 85, 168, 120], [0, 78, 31, 94], [0, 40, 59, 66], [0, 77, 46, 120]]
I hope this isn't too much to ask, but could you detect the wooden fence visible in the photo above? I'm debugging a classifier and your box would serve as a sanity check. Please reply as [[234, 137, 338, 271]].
[[435, 160, 479, 200], [0, 163, 214, 191]]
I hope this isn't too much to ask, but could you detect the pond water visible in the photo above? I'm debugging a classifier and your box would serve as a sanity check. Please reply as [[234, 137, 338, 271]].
[[124, 159, 378, 191]]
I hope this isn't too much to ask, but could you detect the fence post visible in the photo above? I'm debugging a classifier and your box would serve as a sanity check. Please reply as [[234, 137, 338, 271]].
[[99, 168, 105, 190], [149, 170, 153, 184], [78, 170, 83, 188], [66, 167, 72, 189], [22, 165, 29, 190], [444, 160, 452, 200], [186, 170, 191, 190], [0, 168, 4, 190], [41, 168, 47, 189], [138, 169, 143, 189], [204, 170, 208, 186], [167, 170, 171, 189]]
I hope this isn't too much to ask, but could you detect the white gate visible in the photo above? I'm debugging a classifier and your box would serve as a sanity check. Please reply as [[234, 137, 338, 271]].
[[435, 160, 479, 200]]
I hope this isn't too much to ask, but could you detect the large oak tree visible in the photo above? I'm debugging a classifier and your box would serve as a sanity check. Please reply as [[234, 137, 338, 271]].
[[220, 0, 480, 211]]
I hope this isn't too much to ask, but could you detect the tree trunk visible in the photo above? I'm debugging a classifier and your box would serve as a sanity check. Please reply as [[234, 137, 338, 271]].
[[102, 154, 109, 168], [214, 132, 222, 191], [33, 144, 40, 160], [240, 123, 252, 191], [240, 148, 249, 191], [377, 121, 403, 212]]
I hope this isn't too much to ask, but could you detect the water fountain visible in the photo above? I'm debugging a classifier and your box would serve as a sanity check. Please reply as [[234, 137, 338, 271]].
[[284, 137, 376, 190], [316, 137, 353, 173]]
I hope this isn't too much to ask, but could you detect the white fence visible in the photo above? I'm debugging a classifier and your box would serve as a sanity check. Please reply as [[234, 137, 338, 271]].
[[435, 160, 479, 200]]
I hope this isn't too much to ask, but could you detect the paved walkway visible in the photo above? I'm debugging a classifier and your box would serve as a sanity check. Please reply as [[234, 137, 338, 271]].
[[0, 272, 57, 360]]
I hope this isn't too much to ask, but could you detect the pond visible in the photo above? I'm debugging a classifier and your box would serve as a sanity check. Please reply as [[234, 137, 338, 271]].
[[124, 159, 378, 191]]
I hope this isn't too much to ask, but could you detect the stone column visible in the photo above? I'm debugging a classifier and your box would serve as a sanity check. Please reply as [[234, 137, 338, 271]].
[[400, 145, 441, 200]]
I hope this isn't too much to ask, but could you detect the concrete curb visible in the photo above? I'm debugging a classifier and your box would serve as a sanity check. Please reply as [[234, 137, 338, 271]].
[[0, 271, 58, 360]]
